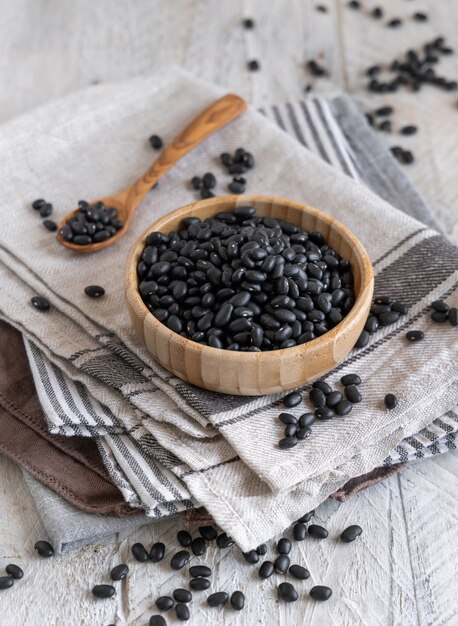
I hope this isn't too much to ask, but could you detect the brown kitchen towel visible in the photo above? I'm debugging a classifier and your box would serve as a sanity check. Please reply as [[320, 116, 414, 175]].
[[0, 319, 142, 518]]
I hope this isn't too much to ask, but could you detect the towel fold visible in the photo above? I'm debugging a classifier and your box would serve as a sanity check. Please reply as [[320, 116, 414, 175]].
[[0, 67, 456, 550]]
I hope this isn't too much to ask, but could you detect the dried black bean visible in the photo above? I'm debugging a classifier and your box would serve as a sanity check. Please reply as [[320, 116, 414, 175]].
[[310, 388, 326, 408], [189, 577, 211, 590], [431, 311, 448, 323], [175, 603, 190, 621], [259, 560, 275, 579], [335, 399, 353, 416], [199, 525, 217, 541], [191, 537, 206, 556], [293, 523, 307, 541], [413, 12, 428, 22], [275, 554, 290, 574], [149, 616, 166, 626], [34, 540, 54, 558], [189, 565, 211, 578], [278, 582, 298, 602], [92, 584, 116, 599], [284, 423, 298, 437], [340, 525, 363, 543], [371, 6, 383, 19], [277, 537, 292, 555], [149, 542, 165, 562], [243, 18, 254, 29], [308, 524, 328, 539], [156, 596, 174, 610], [345, 385, 362, 403], [31, 296, 50, 311], [5, 564, 23, 580], [326, 391, 343, 408], [431, 300, 449, 313], [315, 407, 334, 420], [149, 135, 163, 150], [282, 391, 302, 408], [247, 60, 260, 71], [297, 426, 312, 439], [279, 436, 298, 449], [378, 311, 400, 326], [405, 330, 424, 342], [110, 563, 129, 581], [312, 380, 332, 395], [279, 412, 298, 425], [341, 373, 361, 386], [216, 532, 235, 549], [170, 550, 190, 570], [43, 219, 57, 231], [384, 393, 398, 409], [449, 308, 458, 326], [207, 592, 229, 607], [32, 198, 47, 210], [84, 285, 105, 298], [387, 18, 402, 28], [230, 590, 245, 610], [299, 412, 316, 428], [256, 544, 267, 555], [310, 585, 332, 601], [391, 301, 408, 315], [243, 549, 260, 564], [0, 576, 14, 590], [289, 564, 310, 580], [39, 203, 53, 218], [173, 589, 192, 603], [132, 542, 148, 562]]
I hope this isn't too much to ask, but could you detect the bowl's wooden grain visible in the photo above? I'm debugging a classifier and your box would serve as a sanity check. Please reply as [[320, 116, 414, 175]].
[[125, 195, 374, 395]]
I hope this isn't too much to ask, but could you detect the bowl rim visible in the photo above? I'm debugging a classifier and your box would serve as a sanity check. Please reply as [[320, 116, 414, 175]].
[[125, 194, 374, 363]]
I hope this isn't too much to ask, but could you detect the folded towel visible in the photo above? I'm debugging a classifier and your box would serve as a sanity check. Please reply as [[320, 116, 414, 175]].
[[0, 68, 456, 550]]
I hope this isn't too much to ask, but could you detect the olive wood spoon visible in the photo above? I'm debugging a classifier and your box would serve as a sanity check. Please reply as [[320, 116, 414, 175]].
[[57, 93, 247, 253]]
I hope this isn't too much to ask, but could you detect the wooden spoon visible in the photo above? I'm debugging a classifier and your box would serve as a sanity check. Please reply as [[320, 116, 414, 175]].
[[56, 93, 247, 253]]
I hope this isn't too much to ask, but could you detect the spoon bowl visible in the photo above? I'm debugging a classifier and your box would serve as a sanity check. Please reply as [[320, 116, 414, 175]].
[[56, 94, 247, 253]]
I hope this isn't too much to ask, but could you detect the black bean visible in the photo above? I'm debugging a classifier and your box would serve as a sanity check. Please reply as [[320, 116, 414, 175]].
[[413, 12, 428, 22], [230, 590, 245, 610], [39, 203, 53, 218], [310, 388, 326, 408], [299, 413, 316, 428], [84, 285, 105, 298], [365, 316, 379, 334], [335, 399, 353, 416], [384, 393, 398, 410], [387, 18, 402, 28], [173, 589, 192, 603], [279, 436, 299, 449], [371, 6, 383, 19], [259, 560, 275, 579], [150, 542, 166, 562], [431, 311, 448, 323], [34, 540, 54, 557], [391, 301, 408, 315], [449, 308, 458, 326], [175, 603, 190, 621], [289, 564, 310, 580], [191, 176, 203, 190], [284, 423, 298, 437], [31, 296, 50, 312], [405, 330, 424, 342], [43, 219, 57, 231], [297, 426, 312, 439], [131, 542, 149, 562], [191, 537, 206, 556], [243, 549, 260, 564], [400, 125, 417, 136], [315, 407, 334, 420], [375, 106, 394, 117], [203, 172, 216, 189], [378, 311, 400, 326], [149, 135, 163, 150], [308, 524, 328, 539], [345, 385, 362, 403], [189, 565, 211, 578], [356, 330, 370, 349], [275, 554, 290, 574], [282, 391, 302, 408], [347, 0, 360, 8], [60, 224, 73, 241], [296, 510, 315, 523], [278, 582, 298, 602], [247, 59, 260, 71], [293, 523, 307, 541], [189, 577, 211, 590], [5, 564, 23, 580], [207, 592, 229, 607], [326, 391, 343, 408], [92, 584, 116, 599], [149, 616, 166, 626], [340, 524, 363, 543], [170, 550, 190, 570], [216, 532, 235, 549], [110, 563, 129, 581], [277, 537, 292, 555], [341, 373, 361, 386], [32, 198, 47, 210], [0, 576, 14, 590], [199, 525, 217, 541], [156, 596, 174, 610], [310, 585, 332, 601], [279, 412, 298, 425], [312, 380, 332, 395]]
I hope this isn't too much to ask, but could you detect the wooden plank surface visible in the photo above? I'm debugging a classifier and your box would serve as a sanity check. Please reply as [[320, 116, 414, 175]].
[[0, 1, 457, 625]]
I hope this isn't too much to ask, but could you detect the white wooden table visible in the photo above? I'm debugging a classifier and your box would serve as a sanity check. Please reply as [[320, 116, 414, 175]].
[[0, 2, 457, 625]]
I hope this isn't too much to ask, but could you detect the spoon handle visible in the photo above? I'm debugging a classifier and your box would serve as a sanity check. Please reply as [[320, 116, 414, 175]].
[[121, 93, 247, 213]]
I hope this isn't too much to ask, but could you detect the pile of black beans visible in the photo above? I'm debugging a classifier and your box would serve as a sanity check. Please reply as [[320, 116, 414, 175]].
[[59, 200, 124, 245], [431, 299, 458, 326], [365, 37, 456, 94], [32, 198, 57, 231], [137, 205, 355, 351]]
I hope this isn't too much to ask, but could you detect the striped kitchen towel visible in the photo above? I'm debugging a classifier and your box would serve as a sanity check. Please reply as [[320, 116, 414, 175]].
[[0, 68, 456, 550]]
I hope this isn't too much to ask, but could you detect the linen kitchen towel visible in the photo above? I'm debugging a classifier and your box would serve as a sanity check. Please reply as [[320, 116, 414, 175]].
[[0, 67, 456, 550]]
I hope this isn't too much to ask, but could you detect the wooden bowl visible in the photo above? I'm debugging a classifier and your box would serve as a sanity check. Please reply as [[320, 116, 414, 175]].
[[125, 195, 374, 396]]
